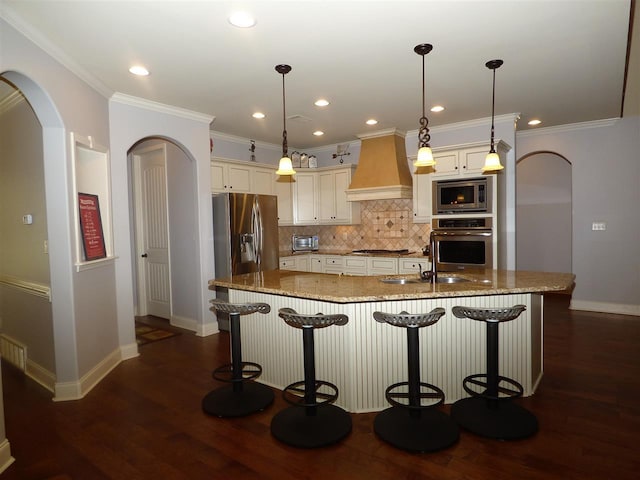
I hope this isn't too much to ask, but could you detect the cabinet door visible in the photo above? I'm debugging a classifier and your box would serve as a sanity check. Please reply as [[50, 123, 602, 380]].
[[460, 146, 487, 175], [279, 256, 296, 270], [432, 152, 460, 177], [366, 257, 398, 275], [210, 163, 226, 192], [309, 255, 323, 273], [333, 169, 356, 223], [293, 172, 318, 225], [252, 167, 274, 195], [412, 167, 432, 223], [274, 175, 294, 226], [226, 164, 251, 191], [295, 255, 310, 272], [317, 171, 336, 223]]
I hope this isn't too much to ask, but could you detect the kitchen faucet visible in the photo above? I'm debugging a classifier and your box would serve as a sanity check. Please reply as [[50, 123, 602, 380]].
[[418, 231, 438, 283]]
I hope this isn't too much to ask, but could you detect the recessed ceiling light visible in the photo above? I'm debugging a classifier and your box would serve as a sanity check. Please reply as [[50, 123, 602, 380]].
[[314, 99, 329, 107], [528, 119, 542, 126], [313, 131, 324, 136], [129, 65, 149, 76], [366, 119, 378, 125], [252, 112, 265, 119], [430, 105, 445, 112], [228, 11, 256, 28]]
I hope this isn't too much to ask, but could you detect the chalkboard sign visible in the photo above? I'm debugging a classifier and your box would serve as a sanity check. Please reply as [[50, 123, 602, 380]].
[[78, 193, 106, 260]]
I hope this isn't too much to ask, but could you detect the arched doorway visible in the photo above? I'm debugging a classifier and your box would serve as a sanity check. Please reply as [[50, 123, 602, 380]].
[[516, 151, 572, 273], [128, 137, 200, 335], [0, 71, 75, 392]]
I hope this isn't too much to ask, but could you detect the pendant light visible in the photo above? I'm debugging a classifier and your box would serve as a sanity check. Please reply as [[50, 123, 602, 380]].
[[275, 64, 295, 176], [483, 59, 504, 172], [413, 43, 435, 167]]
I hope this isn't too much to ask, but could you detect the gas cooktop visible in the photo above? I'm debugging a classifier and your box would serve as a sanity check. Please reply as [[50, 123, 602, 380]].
[[351, 249, 411, 255]]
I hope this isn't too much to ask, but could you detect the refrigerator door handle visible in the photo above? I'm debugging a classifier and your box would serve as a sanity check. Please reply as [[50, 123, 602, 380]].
[[252, 198, 262, 269]]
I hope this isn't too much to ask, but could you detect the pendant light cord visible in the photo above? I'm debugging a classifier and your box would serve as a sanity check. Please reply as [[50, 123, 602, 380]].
[[281, 72, 288, 157], [489, 67, 496, 153]]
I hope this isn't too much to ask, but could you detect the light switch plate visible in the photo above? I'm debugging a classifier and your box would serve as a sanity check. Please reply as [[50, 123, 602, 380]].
[[591, 222, 606, 231]]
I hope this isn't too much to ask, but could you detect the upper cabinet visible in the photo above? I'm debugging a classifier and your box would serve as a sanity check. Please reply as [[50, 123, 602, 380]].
[[431, 146, 487, 177], [274, 175, 294, 226], [317, 166, 360, 225], [292, 171, 318, 225], [251, 166, 275, 195], [211, 159, 251, 192], [293, 165, 361, 226]]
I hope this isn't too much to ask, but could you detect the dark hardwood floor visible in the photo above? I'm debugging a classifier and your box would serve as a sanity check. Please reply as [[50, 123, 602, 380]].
[[2, 294, 639, 479]]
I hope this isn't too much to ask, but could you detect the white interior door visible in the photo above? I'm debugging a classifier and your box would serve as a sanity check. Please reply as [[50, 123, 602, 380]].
[[133, 144, 171, 319]]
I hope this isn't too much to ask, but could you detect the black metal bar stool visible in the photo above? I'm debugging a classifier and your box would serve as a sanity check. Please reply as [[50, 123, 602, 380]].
[[450, 305, 538, 440], [270, 308, 352, 448], [202, 300, 274, 417], [372, 308, 459, 453]]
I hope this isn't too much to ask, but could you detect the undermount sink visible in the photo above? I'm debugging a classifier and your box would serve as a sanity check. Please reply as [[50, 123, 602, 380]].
[[437, 276, 472, 284], [380, 277, 422, 285]]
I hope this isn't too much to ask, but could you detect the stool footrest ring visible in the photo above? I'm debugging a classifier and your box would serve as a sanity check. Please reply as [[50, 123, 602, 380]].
[[282, 380, 339, 408], [385, 381, 445, 409], [462, 374, 524, 400], [212, 361, 262, 383]]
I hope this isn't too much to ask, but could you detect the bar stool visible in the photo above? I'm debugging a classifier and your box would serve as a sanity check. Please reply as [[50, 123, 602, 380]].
[[202, 300, 274, 417], [450, 305, 538, 440], [270, 308, 352, 448], [372, 308, 459, 453]]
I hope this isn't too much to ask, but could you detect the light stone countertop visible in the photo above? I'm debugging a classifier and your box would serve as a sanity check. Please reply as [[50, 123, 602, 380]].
[[279, 249, 426, 258], [210, 269, 575, 304]]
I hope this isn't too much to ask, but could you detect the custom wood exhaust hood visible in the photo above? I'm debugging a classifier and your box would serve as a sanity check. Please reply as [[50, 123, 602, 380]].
[[345, 129, 413, 201]]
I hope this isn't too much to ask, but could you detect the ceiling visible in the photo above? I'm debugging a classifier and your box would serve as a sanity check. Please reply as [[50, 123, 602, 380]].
[[1, 1, 635, 149]]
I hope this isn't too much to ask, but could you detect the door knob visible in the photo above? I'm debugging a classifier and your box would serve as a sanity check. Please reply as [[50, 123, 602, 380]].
[[141, 253, 148, 258]]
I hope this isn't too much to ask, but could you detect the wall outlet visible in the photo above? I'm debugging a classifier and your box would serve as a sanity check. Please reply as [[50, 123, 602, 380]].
[[591, 222, 606, 231]]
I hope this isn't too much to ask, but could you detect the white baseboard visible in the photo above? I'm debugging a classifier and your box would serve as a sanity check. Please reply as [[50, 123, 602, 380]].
[[53, 347, 121, 401], [120, 342, 139, 361], [570, 299, 640, 317], [0, 439, 15, 474], [170, 314, 196, 332], [26, 358, 55, 393], [197, 321, 219, 337], [170, 314, 219, 336]]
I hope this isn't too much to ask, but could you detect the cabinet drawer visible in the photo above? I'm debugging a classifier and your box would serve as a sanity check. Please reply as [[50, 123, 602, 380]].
[[322, 256, 344, 268], [399, 258, 430, 274], [366, 257, 398, 275], [343, 256, 367, 275], [279, 257, 297, 270]]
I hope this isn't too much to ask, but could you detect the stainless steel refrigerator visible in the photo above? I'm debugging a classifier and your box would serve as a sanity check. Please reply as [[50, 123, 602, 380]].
[[212, 193, 279, 328]]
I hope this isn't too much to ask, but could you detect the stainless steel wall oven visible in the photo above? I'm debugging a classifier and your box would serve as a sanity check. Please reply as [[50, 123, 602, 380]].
[[431, 217, 493, 271]]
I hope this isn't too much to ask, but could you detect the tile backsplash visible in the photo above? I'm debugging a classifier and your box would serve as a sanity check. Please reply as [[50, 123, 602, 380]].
[[279, 199, 431, 253]]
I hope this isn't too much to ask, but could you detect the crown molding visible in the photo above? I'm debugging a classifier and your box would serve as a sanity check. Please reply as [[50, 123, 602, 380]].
[[1, 5, 113, 99], [110, 93, 213, 124], [209, 130, 280, 151], [516, 117, 620, 137], [357, 127, 407, 140], [405, 113, 521, 138]]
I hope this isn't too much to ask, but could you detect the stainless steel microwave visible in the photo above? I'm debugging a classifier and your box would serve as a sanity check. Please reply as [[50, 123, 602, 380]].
[[433, 177, 490, 214]]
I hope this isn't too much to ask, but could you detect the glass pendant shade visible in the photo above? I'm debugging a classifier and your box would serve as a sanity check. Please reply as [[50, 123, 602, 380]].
[[482, 151, 504, 172], [276, 155, 295, 175], [414, 146, 435, 167]]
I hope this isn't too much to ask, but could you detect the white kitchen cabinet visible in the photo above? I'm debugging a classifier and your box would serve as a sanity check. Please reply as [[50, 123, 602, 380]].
[[412, 164, 433, 223], [322, 255, 344, 275], [309, 254, 323, 273], [293, 172, 318, 225], [366, 257, 398, 276], [431, 151, 460, 177], [279, 255, 309, 272], [211, 160, 251, 192], [317, 166, 361, 225], [274, 175, 294, 226], [252, 166, 275, 195], [431, 142, 507, 178], [342, 256, 367, 276], [398, 257, 430, 274]]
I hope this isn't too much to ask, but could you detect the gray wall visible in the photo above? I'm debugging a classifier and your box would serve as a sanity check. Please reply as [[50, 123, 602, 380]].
[[516, 153, 572, 273], [517, 116, 640, 314], [0, 87, 55, 375]]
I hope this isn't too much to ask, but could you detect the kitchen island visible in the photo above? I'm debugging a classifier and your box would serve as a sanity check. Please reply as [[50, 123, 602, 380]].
[[209, 269, 574, 412]]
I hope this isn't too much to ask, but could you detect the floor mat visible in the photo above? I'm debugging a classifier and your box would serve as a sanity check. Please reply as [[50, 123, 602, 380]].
[[135, 322, 181, 346]]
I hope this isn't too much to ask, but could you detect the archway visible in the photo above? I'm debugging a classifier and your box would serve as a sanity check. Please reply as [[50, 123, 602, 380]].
[[516, 151, 572, 273], [127, 137, 200, 335], [1, 71, 77, 391]]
